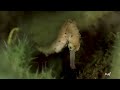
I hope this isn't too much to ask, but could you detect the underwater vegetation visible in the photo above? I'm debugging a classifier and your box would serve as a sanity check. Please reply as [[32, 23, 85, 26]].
[[109, 32, 120, 79], [0, 35, 55, 79], [0, 11, 120, 79]]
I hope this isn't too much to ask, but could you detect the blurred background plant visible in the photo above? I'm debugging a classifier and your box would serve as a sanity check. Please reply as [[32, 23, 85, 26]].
[[0, 34, 55, 79]]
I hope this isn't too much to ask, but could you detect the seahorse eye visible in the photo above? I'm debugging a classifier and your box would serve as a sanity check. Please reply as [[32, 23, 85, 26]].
[[68, 43, 74, 50]]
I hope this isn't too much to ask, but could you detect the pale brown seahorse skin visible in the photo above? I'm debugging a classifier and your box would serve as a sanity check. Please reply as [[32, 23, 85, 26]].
[[67, 20, 80, 51], [51, 20, 72, 53], [53, 19, 80, 53], [67, 19, 81, 69]]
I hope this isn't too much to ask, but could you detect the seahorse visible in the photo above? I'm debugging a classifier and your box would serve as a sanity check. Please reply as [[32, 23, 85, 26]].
[[67, 19, 81, 69], [36, 19, 71, 56], [37, 19, 81, 69]]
